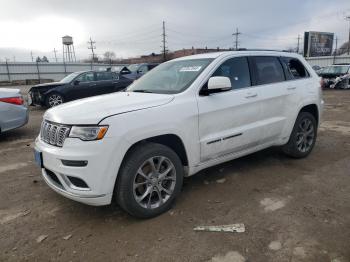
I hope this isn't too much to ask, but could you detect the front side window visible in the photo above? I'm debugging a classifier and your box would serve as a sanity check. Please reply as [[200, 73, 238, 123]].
[[75, 72, 94, 83], [282, 57, 309, 79], [212, 57, 251, 89], [252, 56, 285, 85], [127, 58, 213, 94]]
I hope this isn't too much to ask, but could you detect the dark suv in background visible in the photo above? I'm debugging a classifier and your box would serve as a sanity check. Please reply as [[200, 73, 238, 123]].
[[318, 64, 350, 89], [28, 70, 133, 107]]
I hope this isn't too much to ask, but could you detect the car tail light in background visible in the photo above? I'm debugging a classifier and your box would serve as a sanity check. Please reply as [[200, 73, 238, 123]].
[[0, 96, 24, 105]]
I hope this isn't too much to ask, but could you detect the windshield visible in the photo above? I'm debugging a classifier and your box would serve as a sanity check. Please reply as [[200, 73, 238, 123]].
[[127, 64, 140, 72], [127, 58, 213, 94], [60, 72, 81, 83], [323, 66, 349, 75]]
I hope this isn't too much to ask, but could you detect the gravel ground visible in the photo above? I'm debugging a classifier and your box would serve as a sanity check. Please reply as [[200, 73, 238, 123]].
[[0, 87, 349, 262]]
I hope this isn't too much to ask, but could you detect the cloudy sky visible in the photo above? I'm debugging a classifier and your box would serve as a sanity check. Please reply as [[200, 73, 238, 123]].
[[0, 0, 349, 62]]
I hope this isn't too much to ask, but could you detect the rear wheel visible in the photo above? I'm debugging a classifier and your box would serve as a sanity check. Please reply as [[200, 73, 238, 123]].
[[282, 112, 317, 158], [115, 142, 184, 218], [46, 93, 64, 108]]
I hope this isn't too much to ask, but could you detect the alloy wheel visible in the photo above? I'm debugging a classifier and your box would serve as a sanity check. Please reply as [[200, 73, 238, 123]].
[[48, 94, 63, 107], [133, 156, 176, 209], [296, 118, 315, 153]]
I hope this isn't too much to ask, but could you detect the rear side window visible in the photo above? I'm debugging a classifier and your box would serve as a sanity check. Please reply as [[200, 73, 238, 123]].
[[251, 56, 285, 85], [96, 72, 113, 81], [281, 57, 309, 80], [212, 57, 251, 89]]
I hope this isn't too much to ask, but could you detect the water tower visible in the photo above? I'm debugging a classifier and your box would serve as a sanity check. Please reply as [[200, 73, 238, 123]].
[[62, 35, 76, 62]]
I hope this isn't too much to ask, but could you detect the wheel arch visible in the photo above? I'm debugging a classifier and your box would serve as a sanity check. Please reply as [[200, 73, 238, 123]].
[[123, 134, 189, 168], [299, 104, 319, 125]]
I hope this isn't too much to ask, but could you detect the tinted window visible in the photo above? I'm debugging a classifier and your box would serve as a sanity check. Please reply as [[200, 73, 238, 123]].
[[282, 57, 309, 79], [75, 72, 94, 82], [252, 56, 285, 85], [212, 57, 251, 89], [96, 72, 113, 81]]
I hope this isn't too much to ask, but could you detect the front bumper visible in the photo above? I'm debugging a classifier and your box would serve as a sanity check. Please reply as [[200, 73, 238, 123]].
[[28, 90, 45, 106], [34, 136, 124, 206]]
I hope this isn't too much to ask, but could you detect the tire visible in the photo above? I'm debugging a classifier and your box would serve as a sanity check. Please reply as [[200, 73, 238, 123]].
[[282, 112, 317, 158], [45, 93, 64, 108], [115, 142, 184, 218]]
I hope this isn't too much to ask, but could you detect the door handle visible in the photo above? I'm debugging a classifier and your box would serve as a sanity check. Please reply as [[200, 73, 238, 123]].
[[287, 86, 296, 90], [90, 83, 97, 86], [245, 92, 257, 98]]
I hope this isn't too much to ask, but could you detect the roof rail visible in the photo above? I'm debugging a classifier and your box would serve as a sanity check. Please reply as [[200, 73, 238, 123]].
[[237, 48, 293, 53]]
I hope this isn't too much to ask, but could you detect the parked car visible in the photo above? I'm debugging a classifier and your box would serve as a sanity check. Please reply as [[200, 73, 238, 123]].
[[34, 51, 323, 218], [123, 63, 159, 80], [28, 70, 133, 108], [317, 64, 350, 89], [0, 88, 28, 133]]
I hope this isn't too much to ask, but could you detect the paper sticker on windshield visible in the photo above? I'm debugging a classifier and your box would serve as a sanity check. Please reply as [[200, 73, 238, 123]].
[[179, 66, 202, 72]]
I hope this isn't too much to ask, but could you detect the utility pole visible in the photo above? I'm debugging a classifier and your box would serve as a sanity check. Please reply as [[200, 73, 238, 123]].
[[333, 36, 338, 64], [161, 21, 168, 62], [296, 34, 301, 54], [53, 48, 58, 62], [346, 16, 350, 55], [30, 51, 34, 62], [87, 37, 96, 62], [232, 28, 241, 50]]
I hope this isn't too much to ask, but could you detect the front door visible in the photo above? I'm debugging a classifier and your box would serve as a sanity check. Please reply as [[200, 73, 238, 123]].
[[68, 71, 96, 100], [197, 56, 265, 162]]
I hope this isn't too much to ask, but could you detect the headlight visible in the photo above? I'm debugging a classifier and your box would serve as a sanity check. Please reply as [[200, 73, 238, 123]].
[[69, 126, 108, 141]]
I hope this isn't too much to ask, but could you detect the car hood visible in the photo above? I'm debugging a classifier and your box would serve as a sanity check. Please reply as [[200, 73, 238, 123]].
[[44, 92, 175, 125], [30, 82, 65, 91]]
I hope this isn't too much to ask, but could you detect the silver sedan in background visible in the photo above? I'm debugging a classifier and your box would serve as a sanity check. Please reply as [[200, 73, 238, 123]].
[[0, 88, 28, 133]]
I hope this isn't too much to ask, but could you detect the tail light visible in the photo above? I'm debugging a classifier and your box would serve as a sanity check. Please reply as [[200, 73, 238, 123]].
[[0, 96, 24, 105]]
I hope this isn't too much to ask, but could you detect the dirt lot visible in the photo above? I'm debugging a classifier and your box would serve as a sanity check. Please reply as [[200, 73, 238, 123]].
[[0, 87, 349, 262]]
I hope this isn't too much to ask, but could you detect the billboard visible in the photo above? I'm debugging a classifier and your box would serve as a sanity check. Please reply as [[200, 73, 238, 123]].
[[304, 31, 334, 57]]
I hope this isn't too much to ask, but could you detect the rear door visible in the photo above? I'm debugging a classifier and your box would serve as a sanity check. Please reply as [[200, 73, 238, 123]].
[[197, 56, 266, 162], [248, 56, 290, 143], [95, 71, 115, 95]]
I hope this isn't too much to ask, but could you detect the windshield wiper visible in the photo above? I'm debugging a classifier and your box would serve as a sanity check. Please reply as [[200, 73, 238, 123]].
[[132, 90, 154, 93]]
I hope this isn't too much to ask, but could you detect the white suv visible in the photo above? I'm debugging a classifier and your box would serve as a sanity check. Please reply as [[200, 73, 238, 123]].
[[34, 51, 323, 218]]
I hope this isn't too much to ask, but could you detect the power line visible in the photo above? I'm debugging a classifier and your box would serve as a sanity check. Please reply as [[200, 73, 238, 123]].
[[232, 28, 241, 50]]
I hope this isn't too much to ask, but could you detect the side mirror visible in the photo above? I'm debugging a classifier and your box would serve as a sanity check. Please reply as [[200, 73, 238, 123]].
[[73, 80, 80, 85], [207, 76, 232, 91]]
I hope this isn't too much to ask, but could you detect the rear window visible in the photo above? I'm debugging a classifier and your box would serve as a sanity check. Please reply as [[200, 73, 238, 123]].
[[252, 56, 285, 85], [281, 57, 309, 79]]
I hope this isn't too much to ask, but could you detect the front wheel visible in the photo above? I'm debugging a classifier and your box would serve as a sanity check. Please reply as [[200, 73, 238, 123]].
[[282, 112, 317, 158], [45, 93, 64, 108], [115, 142, 184, 218]]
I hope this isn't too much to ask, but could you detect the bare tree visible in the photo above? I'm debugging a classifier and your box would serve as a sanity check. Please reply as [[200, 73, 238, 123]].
[[103, 51, 116, 63]]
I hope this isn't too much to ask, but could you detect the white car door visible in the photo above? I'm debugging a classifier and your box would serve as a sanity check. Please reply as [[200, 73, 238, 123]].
[[248, 56, 291, 144], [197, 56, 265, 162]]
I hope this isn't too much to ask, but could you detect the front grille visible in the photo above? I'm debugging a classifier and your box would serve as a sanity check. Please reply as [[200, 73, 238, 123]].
[[40, 120, 70, 147]]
